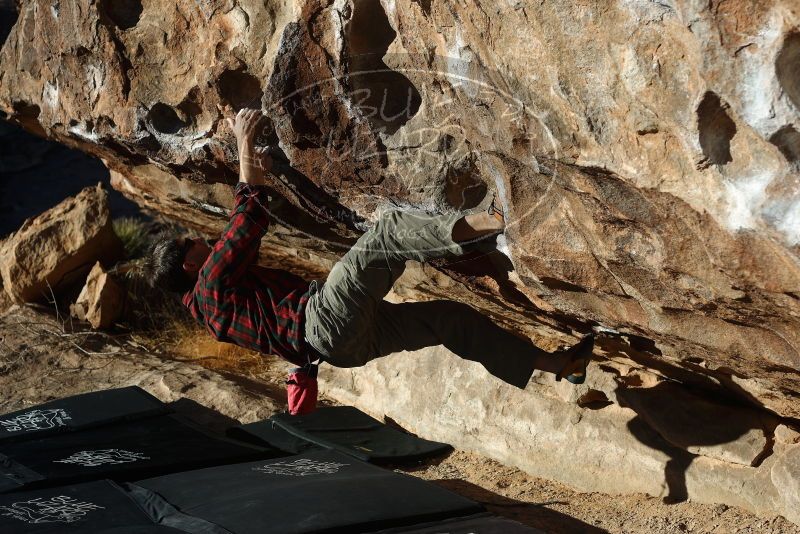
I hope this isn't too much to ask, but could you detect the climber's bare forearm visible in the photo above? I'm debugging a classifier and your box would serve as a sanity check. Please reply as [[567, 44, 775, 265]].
[[239, 142, 268, 186], [227, 109, 272, 186]]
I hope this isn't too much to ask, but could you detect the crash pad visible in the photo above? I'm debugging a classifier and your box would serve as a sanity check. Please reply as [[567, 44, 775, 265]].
[[228, 406, 452, 463], [0, 414, 279, 493], [367, 513, 544, 533], [0, 387, 168, 444], [133, 449, 484, 533], [0, 479, 220, 534]]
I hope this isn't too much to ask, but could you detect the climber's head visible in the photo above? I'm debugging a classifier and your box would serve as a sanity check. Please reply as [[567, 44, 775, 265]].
[[142, 236, 213, 293]]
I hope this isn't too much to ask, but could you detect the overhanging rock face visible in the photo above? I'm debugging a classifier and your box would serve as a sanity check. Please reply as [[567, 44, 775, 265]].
[[1, 0, 800, 522]]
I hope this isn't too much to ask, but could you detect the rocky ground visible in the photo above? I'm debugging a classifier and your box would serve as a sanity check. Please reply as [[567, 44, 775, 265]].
[[2, 303, 797, 534], [409, 451, 799, 534]]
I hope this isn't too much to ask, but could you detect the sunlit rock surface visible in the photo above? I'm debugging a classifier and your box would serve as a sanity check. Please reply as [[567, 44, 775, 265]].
[[1, 0, 799, 523], [0, 183, 123, 302], [70, 261, 126, 329]]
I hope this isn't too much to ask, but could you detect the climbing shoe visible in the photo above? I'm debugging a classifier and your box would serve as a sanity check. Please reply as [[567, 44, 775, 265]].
[[555, 333, 595, 384]]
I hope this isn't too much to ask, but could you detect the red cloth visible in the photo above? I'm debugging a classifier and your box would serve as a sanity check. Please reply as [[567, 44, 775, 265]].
[[183, 183, 314, 367], [286, 366, 318, 415]]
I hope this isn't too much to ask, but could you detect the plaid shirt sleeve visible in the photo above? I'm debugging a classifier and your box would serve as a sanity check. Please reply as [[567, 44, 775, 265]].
[[183, 181, 312, 364], [196, 182, 272, 338], [183, 183, 310, 365], [200, 182, 271, 290]]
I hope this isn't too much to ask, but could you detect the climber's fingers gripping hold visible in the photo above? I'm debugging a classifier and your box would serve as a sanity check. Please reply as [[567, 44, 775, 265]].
[[253, 146, 274, 173], [230, 108, 263, 148]]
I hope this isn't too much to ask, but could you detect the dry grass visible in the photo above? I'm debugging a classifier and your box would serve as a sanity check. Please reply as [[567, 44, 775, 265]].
[[166, 319, 282, 378], [120, 294, 291, 387]]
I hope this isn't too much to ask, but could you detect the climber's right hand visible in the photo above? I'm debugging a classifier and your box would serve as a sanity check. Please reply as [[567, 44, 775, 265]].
[[226, 108, 270, 185], [227, 108, 261, 149]]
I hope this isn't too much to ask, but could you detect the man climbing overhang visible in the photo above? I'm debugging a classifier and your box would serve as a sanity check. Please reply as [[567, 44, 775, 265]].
[[143, 109, 594, 392]]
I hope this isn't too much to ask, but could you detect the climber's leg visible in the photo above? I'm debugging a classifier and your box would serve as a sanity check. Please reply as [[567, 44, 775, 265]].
[[362, 299, 572, 388], [305, 209, 496, 365]]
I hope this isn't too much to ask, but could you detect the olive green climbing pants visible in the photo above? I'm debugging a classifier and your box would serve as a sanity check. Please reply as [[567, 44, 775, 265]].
[[303, 209, 541, 388]]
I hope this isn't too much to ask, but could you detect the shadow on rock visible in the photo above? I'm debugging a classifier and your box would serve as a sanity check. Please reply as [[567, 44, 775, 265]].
[[618, 381, 776, 503]]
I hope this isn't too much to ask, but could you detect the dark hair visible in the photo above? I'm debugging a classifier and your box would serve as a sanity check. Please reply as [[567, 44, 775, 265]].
[[141, 237, 195, 293]]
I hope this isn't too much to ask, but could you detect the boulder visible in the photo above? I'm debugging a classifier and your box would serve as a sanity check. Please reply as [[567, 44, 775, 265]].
[[0, 238, 11, 313], [616, 381, 776, 467], [70, 261, 126, 329], [2, 0, 800, 524], [770, 444, 800, 526], [775, 424, 800, 445], [1, 0, 797, 417], [319, 341, 797, 524], [0, 183, 123, 302]]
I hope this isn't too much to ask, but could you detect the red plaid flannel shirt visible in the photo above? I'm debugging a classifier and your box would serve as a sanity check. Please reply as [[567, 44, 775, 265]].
[[182, 182, 313, 367]]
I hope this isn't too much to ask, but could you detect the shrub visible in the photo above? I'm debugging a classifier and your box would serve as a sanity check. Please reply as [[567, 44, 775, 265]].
[[113, 217, 150, 259]]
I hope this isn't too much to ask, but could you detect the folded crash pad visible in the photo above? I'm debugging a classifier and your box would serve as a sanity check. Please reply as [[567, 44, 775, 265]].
[[0, 414, 280, 493], [0, 479, 216, 534], [367, 513, 544, 533], [228, 417, 322, 454], [0, 387, 168, 444], [133, 449, 484, 533], [228, 406, 452, 463]]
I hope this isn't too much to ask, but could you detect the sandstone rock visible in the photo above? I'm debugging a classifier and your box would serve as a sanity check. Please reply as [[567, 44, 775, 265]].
[[0, 247, 11, 313], [70, 261, 126, 329], [0, 183, 123, 302], [2, 0, 797, 419], [775, 424, 800, 445], [2, 0, 800, 524], [319, 344, 797, 524], [771, 444, 800, 526], [0, 281, 9, 313], [617, 381, 775, 467]]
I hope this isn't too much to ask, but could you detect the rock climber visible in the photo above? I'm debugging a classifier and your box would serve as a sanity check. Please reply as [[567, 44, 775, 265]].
[[143, 109, 594, 389]]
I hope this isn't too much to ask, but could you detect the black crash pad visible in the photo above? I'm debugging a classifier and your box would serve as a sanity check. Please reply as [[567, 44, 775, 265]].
[[368, 513, 544, 533], [0, 480, 205, 534], [133, 449, 484, 534], [228, 406, 452, 463], [0, 387, 168, 444], [229, 417, 322, 455], [0, 414, 279, 493]]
